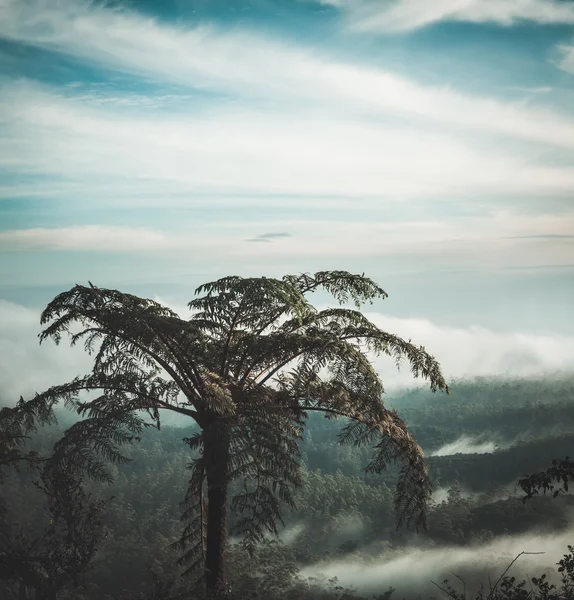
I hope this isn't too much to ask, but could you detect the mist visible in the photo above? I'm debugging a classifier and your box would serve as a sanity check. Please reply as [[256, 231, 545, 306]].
[[0, 300, 93, 404], [3, 299, 574, 406], [431, 435, 500, 457], [364, 312, 574, 392], [300, 529, 574, 598]]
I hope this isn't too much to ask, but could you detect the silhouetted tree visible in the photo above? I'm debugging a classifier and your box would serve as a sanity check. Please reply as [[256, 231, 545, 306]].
[[519, 457, 574, 500], [35, 271, 449, 597], [0, 398, 108, 599]]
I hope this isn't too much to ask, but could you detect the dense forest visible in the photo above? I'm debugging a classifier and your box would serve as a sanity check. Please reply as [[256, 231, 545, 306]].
[[2, 375, 574, 600]]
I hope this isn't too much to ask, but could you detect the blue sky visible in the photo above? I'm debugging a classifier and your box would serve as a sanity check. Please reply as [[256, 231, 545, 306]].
[[0, 0, 573, 348]]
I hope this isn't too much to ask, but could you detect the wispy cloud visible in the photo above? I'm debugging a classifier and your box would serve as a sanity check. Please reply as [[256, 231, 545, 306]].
[[2, 82, 574, 205], [2, 210, 574, 269], [2, 1, 574, 150], [0, 226, 246, 263], [431, 435, 499, 457], [553, 44, 574, 74], [259, 233, 292, 239], [506, 86, 553, 94], [507, 234, 574, 239], [0, 226, 183, 253], [322, 0, 574, 32], [246, 232, 292, 243], [301, 529, 574, 597]]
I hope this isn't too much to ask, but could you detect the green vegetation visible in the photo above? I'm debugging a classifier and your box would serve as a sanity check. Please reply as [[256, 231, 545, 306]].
[[1, 375, 574, 599], [1, 272, 449, 598]]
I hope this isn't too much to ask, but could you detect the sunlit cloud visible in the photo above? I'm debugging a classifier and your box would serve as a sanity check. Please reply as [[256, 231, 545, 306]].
[[554, 44, 574, 75], [364, 312, 574, 390], [322, 0, 574, 32], [1, 0, 574, 150], [1, 82, 574, 207]]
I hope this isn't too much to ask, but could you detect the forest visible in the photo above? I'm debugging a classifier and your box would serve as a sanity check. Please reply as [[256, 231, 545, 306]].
[[1, 274, 573, 600], [2, 376, 574, 599]]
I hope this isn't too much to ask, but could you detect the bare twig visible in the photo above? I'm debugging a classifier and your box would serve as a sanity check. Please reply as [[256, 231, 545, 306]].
[[526, 573, 536, 599], [452, 572, 466, 600], [487, 552, 545, 600], [431, 580, 457, 600]]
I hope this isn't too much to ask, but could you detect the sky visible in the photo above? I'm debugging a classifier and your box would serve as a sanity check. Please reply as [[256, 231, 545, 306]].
[[1, 0, 574, 400]]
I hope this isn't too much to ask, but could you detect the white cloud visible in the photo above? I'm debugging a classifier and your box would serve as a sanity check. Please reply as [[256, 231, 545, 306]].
[[1, 0, 574, 151], [323, 0, 574, 32], [0, 301, 92, 405], [1, 209, 573, 269], [430, 435, 499, 456], [554, 44, 574, 75], [363, 312, 574, 390], [4, 299, 573, 408], [0, 226, 174, 253], [1, 0, 574, 298], [1, 82, 574, 205], [506, 86, 553, 94]]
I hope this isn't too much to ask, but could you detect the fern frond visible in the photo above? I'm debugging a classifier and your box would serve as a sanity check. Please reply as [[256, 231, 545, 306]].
[[34, 272, 449, 590]]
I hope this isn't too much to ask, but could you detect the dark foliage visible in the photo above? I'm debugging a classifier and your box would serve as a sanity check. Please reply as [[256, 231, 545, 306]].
[[0, 400, 108, 599], [519, 457, 574, 500], [32, 272, 449, 595]]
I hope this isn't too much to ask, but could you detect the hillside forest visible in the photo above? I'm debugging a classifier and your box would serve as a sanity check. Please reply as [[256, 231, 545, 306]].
[[2, 376, 574, 599], [1, 274, 573, 600]]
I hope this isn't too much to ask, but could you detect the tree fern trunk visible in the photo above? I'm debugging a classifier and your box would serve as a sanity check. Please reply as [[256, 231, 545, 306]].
[[204, 419, 230, 599]]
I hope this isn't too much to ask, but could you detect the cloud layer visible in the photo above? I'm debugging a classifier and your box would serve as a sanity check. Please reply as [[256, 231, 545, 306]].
[[2, 211, 573, 273], [301, 528, 574, 597], [365, 311, 574, 390], [0, 300, 92, 404], [2, 300, 574, 407], [2, 0, 574, 151], [323, 0, 574, 32]]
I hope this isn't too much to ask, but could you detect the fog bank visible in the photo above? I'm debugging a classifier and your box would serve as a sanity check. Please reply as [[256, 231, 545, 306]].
[[300, 529, 573, 597]]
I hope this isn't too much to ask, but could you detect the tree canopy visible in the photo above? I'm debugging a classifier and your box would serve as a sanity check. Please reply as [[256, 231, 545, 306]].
[[33, 271, 449, 597]]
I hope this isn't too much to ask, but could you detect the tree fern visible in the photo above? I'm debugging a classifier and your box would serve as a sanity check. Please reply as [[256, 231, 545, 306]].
[[33, 271, 449, 598]]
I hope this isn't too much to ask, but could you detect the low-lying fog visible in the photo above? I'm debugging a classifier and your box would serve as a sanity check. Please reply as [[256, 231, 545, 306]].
[[299, 528, 573, 598], [430, 435, 500, 456]]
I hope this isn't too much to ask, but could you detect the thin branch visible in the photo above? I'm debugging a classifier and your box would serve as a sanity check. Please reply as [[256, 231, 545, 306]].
[[80, 324, 202, 409], [487, 552, 545, 600], [145, 320, 205, 395], [220, 295, 247, 377], [430, 580, 458, 600], [0, 455, 47, 468], [452, 572, 466, 600]]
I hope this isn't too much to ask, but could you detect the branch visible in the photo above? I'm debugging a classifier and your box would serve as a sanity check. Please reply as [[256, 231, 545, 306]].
[[430, 580, 459, 600], [519, 457, 573, 501], [220, 295, 248, 377], [487, 552, 545, 600]]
